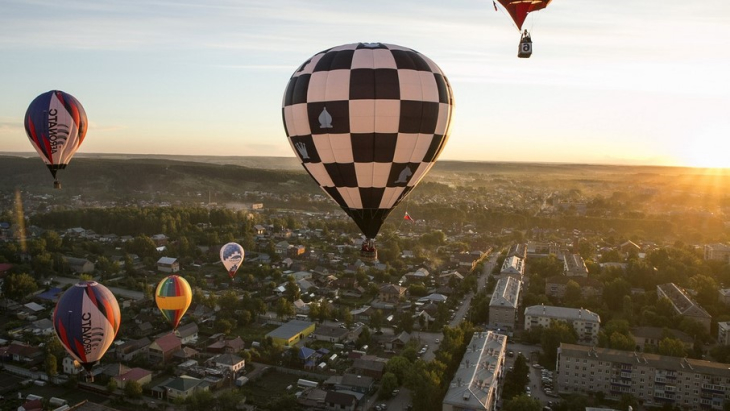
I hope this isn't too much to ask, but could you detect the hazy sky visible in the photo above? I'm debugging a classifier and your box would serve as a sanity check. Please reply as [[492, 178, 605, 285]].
[[1, 0, 729, 167]]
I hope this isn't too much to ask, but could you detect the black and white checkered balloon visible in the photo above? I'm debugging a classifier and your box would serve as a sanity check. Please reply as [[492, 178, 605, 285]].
[[282, 42, 454, 239]]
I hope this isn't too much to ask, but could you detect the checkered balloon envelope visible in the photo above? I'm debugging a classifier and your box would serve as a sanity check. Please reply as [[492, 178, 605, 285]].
[[282, 42, 455, 240]]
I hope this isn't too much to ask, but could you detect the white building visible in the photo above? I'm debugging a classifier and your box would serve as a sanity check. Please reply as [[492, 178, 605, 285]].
[[704, 243, 730, 262], [718, 321, 730, 346], [556, 343, 730, 410], [489, 277, 521, 330], [442, 331, 507, 411], [524, 305, 600, 344], [62, 356, 82, 375], [499, 255, 524, 279], [563, 254, 588, 277]]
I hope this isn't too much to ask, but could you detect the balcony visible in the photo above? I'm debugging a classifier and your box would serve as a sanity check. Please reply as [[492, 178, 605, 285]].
[[701, 384, 725, 393]]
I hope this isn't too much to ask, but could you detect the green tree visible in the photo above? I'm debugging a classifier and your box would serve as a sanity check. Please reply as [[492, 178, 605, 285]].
[[386, 356, 412, 385], [379, 372, 399, 399], [44, 353, 58, 378], [2, 272, 38, 301], [124, 380, 143, 398], [658, 337, 688, 357], [609, 332, 636, 351], [541, 320, 577, 365], [370, 309, 384, 332], [504, 394, 542, 411], [106, 378, 118, 393], [276, 298, 295, 321]]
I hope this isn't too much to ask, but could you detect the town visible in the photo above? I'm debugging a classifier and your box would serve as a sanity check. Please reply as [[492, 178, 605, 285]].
[[1, 158, 730, 411]]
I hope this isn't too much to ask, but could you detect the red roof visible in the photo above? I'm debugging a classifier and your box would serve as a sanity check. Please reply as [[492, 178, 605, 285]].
[[116, 367, 152, 382], [152, 333, 181, 353]]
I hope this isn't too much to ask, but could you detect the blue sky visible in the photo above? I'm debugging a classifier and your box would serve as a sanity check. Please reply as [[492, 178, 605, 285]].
[[1, 0, 729, 167]]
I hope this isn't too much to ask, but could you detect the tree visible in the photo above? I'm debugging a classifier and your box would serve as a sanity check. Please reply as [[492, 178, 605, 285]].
[[504, 394, 542, 411], [658, 337, 687, 357], [44, 353, 58, 378], [124, 380, 143, 398], [541, 320, 577, 365], [276, 298, 295, 321], [379, 372, 399, 399], [106, 378, 118, 393], [386, 356, 412, 385], [609, 332, 636, 351], [2, 272, 38, 301], [370, 309, 384, 332]]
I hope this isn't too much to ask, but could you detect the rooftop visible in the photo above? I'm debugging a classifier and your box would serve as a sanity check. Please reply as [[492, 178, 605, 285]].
[[524, 305, 600, 323]]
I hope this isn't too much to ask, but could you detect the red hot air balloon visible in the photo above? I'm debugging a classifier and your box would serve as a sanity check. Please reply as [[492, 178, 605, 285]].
[[24, 90, 88, 189], [53, 281, 120, 381], [495, 0, 553, 57]]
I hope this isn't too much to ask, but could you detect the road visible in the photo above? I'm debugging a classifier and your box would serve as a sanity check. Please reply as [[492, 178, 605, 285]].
[[53, 276, 145, 300]]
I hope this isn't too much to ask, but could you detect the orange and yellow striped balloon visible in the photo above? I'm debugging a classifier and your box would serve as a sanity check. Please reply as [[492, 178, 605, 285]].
[[155, 275, 192, 330]]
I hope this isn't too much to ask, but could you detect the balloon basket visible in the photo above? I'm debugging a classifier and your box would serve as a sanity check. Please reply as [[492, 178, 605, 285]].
[[53, 180, 61, 189], [360, 248, 377, 261], [518, 36, 532, 58]]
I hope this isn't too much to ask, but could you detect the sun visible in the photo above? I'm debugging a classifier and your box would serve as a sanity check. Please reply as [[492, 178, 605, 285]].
[[683, 134, 730, 169]]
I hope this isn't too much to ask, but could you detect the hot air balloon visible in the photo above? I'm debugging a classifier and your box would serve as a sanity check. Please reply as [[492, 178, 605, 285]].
[[52, 281, 120, 381], [282, 42, 454, 260], [495, 0, 553, 57], [155, 275, 192, 330], [220, 242, 244, 279], [24, 90, 88, 189]]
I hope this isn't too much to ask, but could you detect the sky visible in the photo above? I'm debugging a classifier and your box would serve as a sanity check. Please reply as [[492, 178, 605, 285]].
[[1, 0, 729, 168]]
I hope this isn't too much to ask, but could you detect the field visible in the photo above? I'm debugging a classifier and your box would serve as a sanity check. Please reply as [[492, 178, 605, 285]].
[[239, 369, 301, 406]]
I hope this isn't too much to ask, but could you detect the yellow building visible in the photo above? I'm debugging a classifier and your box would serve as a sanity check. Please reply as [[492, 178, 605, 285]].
[[266, 320, 315, 346]]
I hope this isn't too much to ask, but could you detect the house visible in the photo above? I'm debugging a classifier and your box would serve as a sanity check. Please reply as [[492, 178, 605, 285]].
[[65, 257, 95, 274], [324, 391, 358, 411], [175, 322, 199, 344], [379, 284, 406, 303], [253, 225, 266, 235], [3, 342, 42, 363], [351, 356, 386, 379], [157, 257, 180, 273], [350, 306, 373, 323], [390, 331, 411, 349], [499, 255, 524, 279], [116, 337, 150, 361], [148, 333, 181, 364], [338, 373, 374, 394], [489, 276, 521, 331], [311, 325, 349, 343], [717, 321, 730, 345], [210, 353, 245, 374], [151, 234, 168, 246], [206, 336, 245, 354], [113, 368, 153, 389], [288, 245, 306, 258], [275, 241, 291, 256], [719, 288, 730, 306], [156, 375, 208, 401], [524, 305, 600, 344], [631, 326, 693, 351], [63, 356, 83, 375]]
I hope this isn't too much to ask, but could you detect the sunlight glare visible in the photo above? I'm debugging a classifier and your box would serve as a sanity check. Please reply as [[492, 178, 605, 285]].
[[684, 134, 730, 169]]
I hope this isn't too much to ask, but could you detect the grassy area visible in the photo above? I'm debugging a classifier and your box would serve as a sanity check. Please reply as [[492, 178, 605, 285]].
[[239, 370, 300, 406], [231, 323, 278, 343]]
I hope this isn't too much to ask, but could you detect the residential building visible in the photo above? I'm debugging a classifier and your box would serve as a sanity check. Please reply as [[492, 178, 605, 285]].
[[631, 327, 693, 351], [324, 391, 357, 411], [442, 331, 507, 411], [157, 375, 208, 401], [657, 283, 712, 333], [379, 284, 406, 303], [704, 243, 730, 262], [174, 322, 199, 345], [719, 289, 730, 306], [206, 336, 245, 354], [527, 241, 560, 257], [499, 255, 524, 279], [563, 254, 588, 277], [507, 243, 527, 259], [113, 368, 152, 389], [556, 343, 730, 410], [489, 277, 521, 331], [524, 305, 600, 344], [210, 353, 245, 374], [156, 257, 179, 273], [65, 257, 95, 274], [718, 322, 730, 345], [148, 333, 181, 364], [116, 337, 150, 361], [63, 356, 83, 375], [545, 276, 603, 300]]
